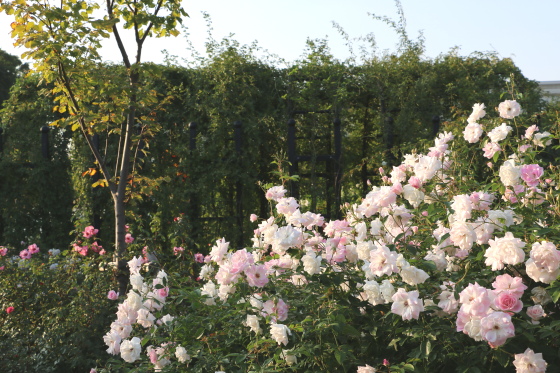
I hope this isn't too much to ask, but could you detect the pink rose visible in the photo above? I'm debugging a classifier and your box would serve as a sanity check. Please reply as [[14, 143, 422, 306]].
[[157, 287, 169, 298], [249, 214, 258, 222], [519, 144, 532, 153], [173, 246, 184, 255], [494, 291, 523, 313], [482, 142, 501, 159], [82, 225, 99, 238], [492, 274, 527, 297], [125, 233, 134, 244], [19, 249, 31, 260], [107, 290, 119, 300], [148, 346, 158, 364], [391, 181, 403, 195], [27, 244, 40, 254], [520, 164, 544, 187], [526, 305, 545, 323], [194, 253, 204, 263], [6, 306, 14, 314], [90, 242, 102, 253], [408, 176, 422, 189], [480, 311, 515, 348], [244, 264, 269, 288], [525, 125, 539, 139], [0, 246, 7, 256]]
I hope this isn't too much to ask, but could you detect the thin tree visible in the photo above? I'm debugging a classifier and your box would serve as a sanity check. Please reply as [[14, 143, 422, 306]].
[[1, 0, 187, 293]]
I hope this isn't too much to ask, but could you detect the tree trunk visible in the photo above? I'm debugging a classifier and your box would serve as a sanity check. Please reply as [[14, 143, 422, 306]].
[[114, 193, 128, 296], [114, 70, 138, 296]]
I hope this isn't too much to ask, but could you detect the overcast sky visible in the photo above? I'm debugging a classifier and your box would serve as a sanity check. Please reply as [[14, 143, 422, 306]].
[[1, 0, 558, 81]]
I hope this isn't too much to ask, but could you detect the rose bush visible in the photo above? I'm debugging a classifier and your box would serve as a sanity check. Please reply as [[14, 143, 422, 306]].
[[95, 98, 558, 372], [0, 229, 116, 372]]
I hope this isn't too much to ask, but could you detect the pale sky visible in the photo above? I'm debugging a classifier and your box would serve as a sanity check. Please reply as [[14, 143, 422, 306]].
[[0, 0, 558, 81]]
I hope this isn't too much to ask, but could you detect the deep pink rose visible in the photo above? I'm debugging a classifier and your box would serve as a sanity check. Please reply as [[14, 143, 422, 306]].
[[82, 225, 99, 238], [90, 242, 102, 253], [27, 244, 40, 254], [125, 233, 134, 244], [6, 306, 14, 314]]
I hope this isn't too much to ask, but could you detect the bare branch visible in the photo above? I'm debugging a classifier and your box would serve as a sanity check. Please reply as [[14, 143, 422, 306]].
[[139, 0, 164, 46], [106, 0, 131, 69], [56, 60, 117, 195]]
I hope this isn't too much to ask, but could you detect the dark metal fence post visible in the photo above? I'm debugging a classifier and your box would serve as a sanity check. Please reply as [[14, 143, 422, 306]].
[[233, 121, 243, 248], [384, 116, 395, 165], [188, 122, 197, 152], [41, 126, 50, 159], [287, 119, 299, 200], [432, 115, 440, 137], [187, 121, 199, 250], [333, 118, 342, 219]]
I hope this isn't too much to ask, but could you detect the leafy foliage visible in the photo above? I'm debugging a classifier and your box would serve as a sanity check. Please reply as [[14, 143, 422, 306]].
[[0, 246, 115, 373]]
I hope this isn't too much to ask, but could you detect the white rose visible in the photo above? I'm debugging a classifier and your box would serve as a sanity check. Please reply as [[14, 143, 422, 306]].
[[498, 100, 521, 119], [244, 314, 262, 334], [402, 184, 425, 208], [488, 123, 512, 142], [159, 314, 175, 325], [468, 103, 486, 123], [282, 350, 297, 366], [136, 308, 156, 328], [414, 155, 442, 182], [301, 252, 322, 275], [125, 290, 143, 311], [533, 131, 552, 147], [362, 280, 384, 305], [270, 323, 291, 345], [120, 337, 142, 363], [463, 122, 483, 143], [129, 273, 144, 291], [379, 279, 395, 303], [175, 346, 191, 363], [498, 160, 520, 187], [400, 265, 430, 285]]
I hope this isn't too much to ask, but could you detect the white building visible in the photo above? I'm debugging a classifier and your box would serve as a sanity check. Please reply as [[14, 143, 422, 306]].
[[538, 81, 560, 102]]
